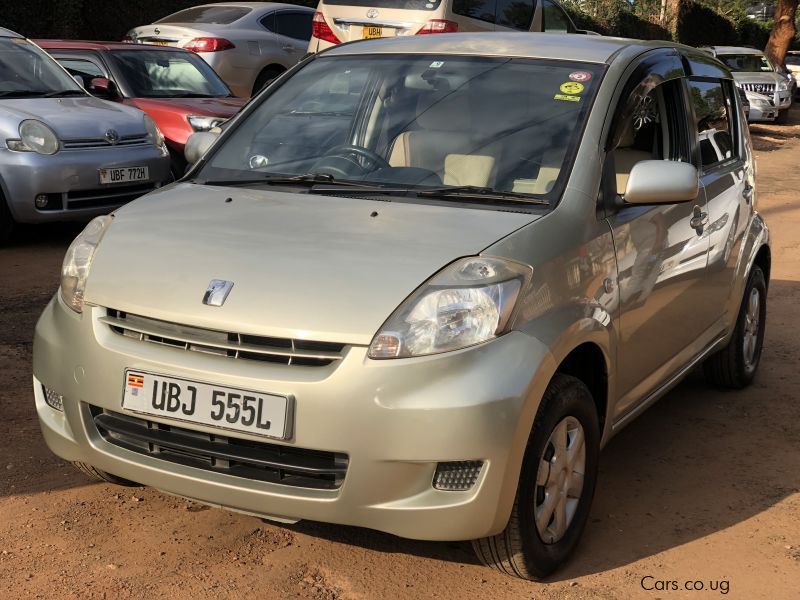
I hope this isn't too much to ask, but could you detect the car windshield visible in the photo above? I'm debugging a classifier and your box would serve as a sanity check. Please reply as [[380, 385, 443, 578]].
[[156, 6, 251, 24], [323, 0, 442, 10], [109, 49, 231, 98], [197, 55, 602, 202], [0, 38, 85, 96], [717, 53, 774, 73]]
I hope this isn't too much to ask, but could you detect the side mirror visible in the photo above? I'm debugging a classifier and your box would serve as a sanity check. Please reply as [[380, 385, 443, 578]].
[[73, 74, 86, 88], [184, 131, 219, 165], [89, 77, 118, 99], [624, 160, 699, 205]]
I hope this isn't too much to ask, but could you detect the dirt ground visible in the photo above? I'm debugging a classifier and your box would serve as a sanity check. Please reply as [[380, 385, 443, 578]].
[[1, 112, 799, 600]]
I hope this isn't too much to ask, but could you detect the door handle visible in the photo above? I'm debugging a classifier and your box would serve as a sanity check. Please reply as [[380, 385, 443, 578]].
[[281, 45, 294, 51], [690, 206, 708, 230], [743, 184, 754, 203]]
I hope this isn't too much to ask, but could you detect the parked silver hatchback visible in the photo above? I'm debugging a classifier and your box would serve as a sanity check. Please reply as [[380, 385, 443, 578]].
[[0, 29, 171, 243], [33, 33, 770, 579]]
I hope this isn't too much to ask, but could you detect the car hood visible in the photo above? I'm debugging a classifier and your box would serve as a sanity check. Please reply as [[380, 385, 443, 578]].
[[731, 72, 782, 84], [128, 97, 246, 118], [0, 97, 146, 139], [85, 183, 539, 345]]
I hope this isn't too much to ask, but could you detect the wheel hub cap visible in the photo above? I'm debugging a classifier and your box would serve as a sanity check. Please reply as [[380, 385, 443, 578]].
[[743, 287, 761, 370], [534, 416, 586, 544]]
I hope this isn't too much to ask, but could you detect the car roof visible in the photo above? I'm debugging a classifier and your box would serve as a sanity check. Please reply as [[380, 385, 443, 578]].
[[706, 46, 764, 55], [167, 2, 312, 11], [35, 39, 193, 52], [0, 27, 23, 38], [323, 32, 691, 65]]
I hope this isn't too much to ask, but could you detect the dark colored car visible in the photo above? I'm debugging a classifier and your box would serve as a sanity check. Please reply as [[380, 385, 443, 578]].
[[37, 40, 247, 174]]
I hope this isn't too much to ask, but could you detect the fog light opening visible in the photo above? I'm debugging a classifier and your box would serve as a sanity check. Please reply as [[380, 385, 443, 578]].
[[42, 385, 64, 411], [433, 460, 484, 491]]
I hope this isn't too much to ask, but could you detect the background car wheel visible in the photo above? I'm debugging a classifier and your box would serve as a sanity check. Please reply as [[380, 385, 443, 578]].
[[252, 66, 284, 96], [775, 109, 789, 124], [703, 265, 767, 389], [0, 191, 16, 245], [472, 374, 600, 580], [72, 462, 141, 487]]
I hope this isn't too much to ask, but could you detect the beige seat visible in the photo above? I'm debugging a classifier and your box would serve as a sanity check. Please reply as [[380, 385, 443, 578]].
[[612, 123, 654, 195], [388, 94, 495, 187]]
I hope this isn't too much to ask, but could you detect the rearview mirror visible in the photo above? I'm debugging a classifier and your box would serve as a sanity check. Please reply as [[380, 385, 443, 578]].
[[89, 77, 118, 100], [624, 160, 699, 205], [184, 131, 219, 166]]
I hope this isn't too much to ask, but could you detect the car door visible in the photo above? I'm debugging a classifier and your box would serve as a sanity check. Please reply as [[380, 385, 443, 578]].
[[686, 76, 751, 334], [266, 10, 312, 65], [605, 56, 712, 421], [450, 0, 498, 32], [539, 0, 575, 32], [494, 0, 536, 32]]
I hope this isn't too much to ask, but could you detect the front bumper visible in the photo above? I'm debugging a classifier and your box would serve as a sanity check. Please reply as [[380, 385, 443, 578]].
[[748, 103, 777, 122], [33, 296, 551, 541], [0, 145, 170, 224], [775, 90, 792, 109]]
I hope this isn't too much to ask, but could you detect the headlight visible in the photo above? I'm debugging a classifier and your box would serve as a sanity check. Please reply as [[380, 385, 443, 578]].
[[60, 216, 113, 313], [187, 115, 227, 132], [143, 114, 165, 148], [6, 120, 60, 154], [747, 94, 769, 107], [368, 257, 531, 359], [778, 79, 789, 91]]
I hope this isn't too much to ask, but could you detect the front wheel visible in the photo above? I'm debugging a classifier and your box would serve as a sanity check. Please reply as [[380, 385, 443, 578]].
[[472, 374, 600, 580], [775, 109, 790, 124]]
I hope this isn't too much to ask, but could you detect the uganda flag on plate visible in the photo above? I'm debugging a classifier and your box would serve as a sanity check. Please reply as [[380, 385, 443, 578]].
[[127, 373, 144, 388]]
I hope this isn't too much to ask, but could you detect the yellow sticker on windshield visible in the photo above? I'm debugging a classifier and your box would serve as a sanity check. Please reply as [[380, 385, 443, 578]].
[[559, 82, 585, 95], [554, 94, 581, 102]]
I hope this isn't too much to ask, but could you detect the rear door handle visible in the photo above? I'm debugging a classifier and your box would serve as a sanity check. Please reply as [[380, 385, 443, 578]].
[[743, 184, 754, 203], [282, 45, 294, 51]]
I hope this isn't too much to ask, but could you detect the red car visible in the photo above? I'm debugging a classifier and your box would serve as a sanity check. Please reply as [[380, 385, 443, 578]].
[[37, 40, 247, 175]]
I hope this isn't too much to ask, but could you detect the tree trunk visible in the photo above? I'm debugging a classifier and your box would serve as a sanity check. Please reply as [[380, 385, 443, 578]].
[[764, 0, 798, 67]]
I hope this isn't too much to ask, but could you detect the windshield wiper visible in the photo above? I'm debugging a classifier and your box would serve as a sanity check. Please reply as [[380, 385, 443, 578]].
[[154, 92, 218, 98], [0, 90, 49, 98], [415, 185, 549, 205], [43, 90, 87, 98], [198, 172, 390, 189]]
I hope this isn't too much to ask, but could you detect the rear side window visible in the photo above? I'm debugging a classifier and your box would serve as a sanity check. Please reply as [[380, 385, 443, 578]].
[[157, 6, 251, 25], [688, 79, 737, 169], [273, 12, 313, 40], [496, 0, 535, 30], [542, 0, 572, 32], [453, 0, 497, 24]]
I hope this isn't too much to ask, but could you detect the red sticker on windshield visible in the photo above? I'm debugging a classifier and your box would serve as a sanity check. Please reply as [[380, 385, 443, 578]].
[[569, 71, 592, 82]]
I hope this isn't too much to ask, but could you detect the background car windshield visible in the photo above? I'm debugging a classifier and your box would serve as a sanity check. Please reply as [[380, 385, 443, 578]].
[[0, 38, 84, 95], [110, 50, 231, 97], [717, 53, 773, 72], [199, 55, 601, 198], [156, 6, 251, 24], [323, 0, 442, 10]]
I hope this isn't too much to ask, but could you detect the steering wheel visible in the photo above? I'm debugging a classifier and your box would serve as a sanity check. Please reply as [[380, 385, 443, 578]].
[[314, 144, 391, 177]]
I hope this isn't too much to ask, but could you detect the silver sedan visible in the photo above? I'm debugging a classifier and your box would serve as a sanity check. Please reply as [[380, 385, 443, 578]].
[[126, 2, 315, 98], [0, 30, 171, 243]]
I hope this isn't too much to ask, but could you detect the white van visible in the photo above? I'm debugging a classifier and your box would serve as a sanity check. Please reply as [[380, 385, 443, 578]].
[[307, 0, 577, 53]]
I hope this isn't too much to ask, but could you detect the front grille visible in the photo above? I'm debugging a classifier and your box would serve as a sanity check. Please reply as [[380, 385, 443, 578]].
[[740, 83, 776, 94], [62, 134, 150, 150], [102, 309, 346, 367], [91, 407, 348, 490], [65, 183, 158, 210]]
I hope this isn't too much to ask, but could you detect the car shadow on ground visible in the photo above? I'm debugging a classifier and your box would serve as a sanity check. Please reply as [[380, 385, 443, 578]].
[[288, 279, 800, 578]]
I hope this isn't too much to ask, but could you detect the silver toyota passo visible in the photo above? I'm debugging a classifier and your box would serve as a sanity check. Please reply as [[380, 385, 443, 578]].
[[0, 29, 171, 242], [33, 33, 770, 579]]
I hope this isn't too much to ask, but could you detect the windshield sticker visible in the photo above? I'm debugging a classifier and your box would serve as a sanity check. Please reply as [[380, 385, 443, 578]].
[[429, 61, 445, 69], [559, 82, 585, 95], [554, 94, 581, 102], [569, 71, 592, 82]]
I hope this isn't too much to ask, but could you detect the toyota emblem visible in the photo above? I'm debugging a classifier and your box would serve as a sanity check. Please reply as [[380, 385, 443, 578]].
[[367, 8, 379, 18], [104, 129, 120, 145]]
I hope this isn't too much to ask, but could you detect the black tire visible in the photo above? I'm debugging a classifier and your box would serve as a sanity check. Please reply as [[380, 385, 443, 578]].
[[775, 109, 789, 124], [472, 374, 600, 580], [252, 67, 283, 96], [72, 461, 141, 487], [0, 190, 15, 245], [703, 265, 767, 389]]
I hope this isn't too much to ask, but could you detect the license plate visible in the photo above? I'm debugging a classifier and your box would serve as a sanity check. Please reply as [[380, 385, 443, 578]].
[[122, 370, 291, 439], [99, 166, 149, 185], [151, 40, 171, 46], [362, 25, 383, 39]]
